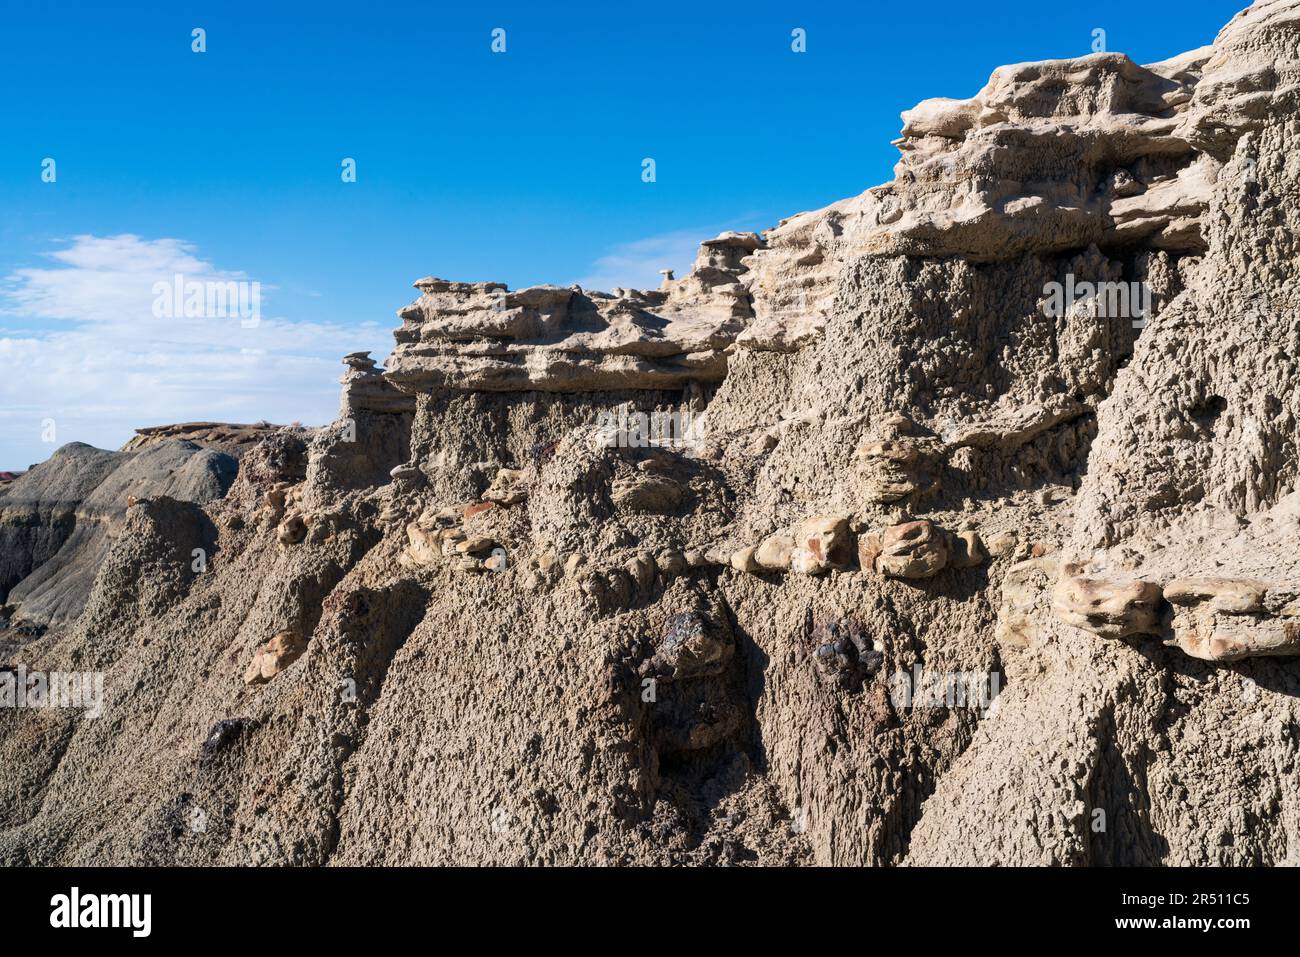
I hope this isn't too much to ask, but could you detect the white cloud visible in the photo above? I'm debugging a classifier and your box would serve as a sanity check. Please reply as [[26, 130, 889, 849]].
[[0, 235, 389, 469], [3, 235, 234, 325], [574, 228, 708, 292]]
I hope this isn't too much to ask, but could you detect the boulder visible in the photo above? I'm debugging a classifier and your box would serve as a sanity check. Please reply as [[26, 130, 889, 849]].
[[873, 521, 949, 579], [790, 515, 854, 575], [244, 631, 309, 685], [856, 416, 945, 504], [1163, 576, 1300, 661], [611, 475, 686, 513], [1051, 576, 1163, 639]]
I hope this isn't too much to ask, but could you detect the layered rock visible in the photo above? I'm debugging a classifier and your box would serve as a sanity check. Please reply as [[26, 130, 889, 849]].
[[339, 352, 416, 417], [384, 232, 758, 394], [856, 415, 945, 504], [5, 1, 1300, 869], [0, 440, 237, 625], [1164, 576, 1300, 660], [0, 443, 123, 604], [121, 421, 287, 455]]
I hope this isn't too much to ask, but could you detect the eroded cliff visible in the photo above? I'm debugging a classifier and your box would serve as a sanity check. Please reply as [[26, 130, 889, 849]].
[[2, 0, 1299, 866]]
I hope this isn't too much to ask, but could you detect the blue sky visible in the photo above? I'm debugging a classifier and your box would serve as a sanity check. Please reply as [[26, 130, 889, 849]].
[[0, 0, 1244, 469]]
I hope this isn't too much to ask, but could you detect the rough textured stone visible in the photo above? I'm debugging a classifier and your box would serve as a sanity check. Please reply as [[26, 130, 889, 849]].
[[384, 233, 757, 394], [789, 515, 854, 575], [1164, 576, 1300, 660], [6, 1, 1300, 868], [1052, 575, 1164, 639], [873, 520, 950, 579], [243, 630, 309, 685]]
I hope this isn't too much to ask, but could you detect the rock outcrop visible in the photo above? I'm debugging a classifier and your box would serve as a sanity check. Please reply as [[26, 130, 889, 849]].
[[3, 0, 1300, 868], [338, 352, 416, 417], [121, 421, 287, 455], [1164, 576, 1300, 661], [0, 440, 237, 626], [384, 232, 757, 394]]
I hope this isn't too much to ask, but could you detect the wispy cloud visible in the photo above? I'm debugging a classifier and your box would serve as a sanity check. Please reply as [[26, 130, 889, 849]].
[[574, 215, 771, 293], [0, 235, 388, 469], [2, 235, 239, 325], [574, 228, 710, 293]]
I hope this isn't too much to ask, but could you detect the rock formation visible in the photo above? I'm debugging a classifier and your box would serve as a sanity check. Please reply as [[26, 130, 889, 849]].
[[0, 441, 237, 627], [3, 0, 1300, 866], [121, 421, 288, 454]]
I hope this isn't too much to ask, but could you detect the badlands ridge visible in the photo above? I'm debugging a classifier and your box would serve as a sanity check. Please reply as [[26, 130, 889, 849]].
[[2, 0, 1299, 865]]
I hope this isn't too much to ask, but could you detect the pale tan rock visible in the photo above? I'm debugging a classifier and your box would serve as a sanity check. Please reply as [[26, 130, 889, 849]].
[[388, 464, 422, 487], [611, 475, 686, 514], [656, 550, 686, 576], [949, 530, 987, 568], [945, 396, 1087, 452], [1051, 576, 1163, 638], [703, 546, 729, 566], [856, 417, 945, 504], [244, 631, 308, 685], [456, 535, 497, 556], [1164, 576, 1266, 614], [985, 531, 1019, 558], [263, 484, 289, 513], [754, 534, 794, 570], [338, 351, 415, 416], [874, 521, 949, 579], [276, 512, 307, 546], [730, 546, 760, 573], [1163, 576, 1299, 661], [790, 515, 853, 575], [405, 523, 441, 565], [383, 233, 757, 394], [626, 554, 656, 591]]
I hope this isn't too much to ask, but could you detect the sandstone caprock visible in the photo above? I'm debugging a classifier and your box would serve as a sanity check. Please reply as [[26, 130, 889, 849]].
[[2, 0, 1299, 866]]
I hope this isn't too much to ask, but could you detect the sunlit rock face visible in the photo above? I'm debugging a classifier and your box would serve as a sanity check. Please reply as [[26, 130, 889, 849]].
[[383, 232, 759, 394], [5, 1, 1300, 868]]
